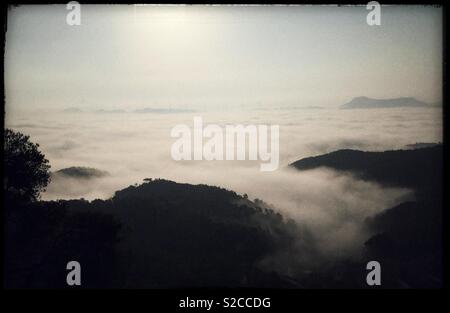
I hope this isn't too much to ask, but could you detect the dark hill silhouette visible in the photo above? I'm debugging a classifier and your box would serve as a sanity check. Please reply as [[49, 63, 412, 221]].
[[363, 196, 443, 288], [290, 145, 442, 196], [291, 144, 443, 288], [6, 178, 301, 288], [65, 179, 301, 288], [4, 200, 122, 288]]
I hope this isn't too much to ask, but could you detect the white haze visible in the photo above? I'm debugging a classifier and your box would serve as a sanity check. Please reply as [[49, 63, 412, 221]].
[[5, 106, 442, 261]]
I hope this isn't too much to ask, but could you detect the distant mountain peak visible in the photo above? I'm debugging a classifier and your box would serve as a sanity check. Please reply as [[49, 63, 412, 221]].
[[134, 107, 196, 114], [341, 97, 429, 109]]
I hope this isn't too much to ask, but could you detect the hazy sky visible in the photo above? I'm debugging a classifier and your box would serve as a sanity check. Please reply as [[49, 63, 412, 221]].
[[5, 5, 442, 111]]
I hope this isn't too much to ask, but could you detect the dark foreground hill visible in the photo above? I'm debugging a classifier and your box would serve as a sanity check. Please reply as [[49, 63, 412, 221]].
[[290, 144, 443, 288], [4, 179, 300, 288]]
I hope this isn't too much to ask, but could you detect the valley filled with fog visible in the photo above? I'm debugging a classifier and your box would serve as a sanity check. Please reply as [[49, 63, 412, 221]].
[[6, 106, 441, 199], [5, 105, 442, 262], [4, 5, 444, 288]]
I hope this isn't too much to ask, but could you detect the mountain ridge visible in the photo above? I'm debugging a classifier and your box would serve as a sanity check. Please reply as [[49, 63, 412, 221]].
[[290, 144, 442, 195], [340, 96, 430, 109]]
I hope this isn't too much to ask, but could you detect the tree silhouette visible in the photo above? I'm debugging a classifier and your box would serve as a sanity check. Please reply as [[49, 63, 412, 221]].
[[4, 128, 50, 202]]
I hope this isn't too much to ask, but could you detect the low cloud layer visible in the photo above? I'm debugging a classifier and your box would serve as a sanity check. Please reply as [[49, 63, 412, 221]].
[[6, 106, 442, 265]]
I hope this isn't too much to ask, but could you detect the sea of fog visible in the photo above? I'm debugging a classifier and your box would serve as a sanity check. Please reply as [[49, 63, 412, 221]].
[[5, 106, 442, 260]]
